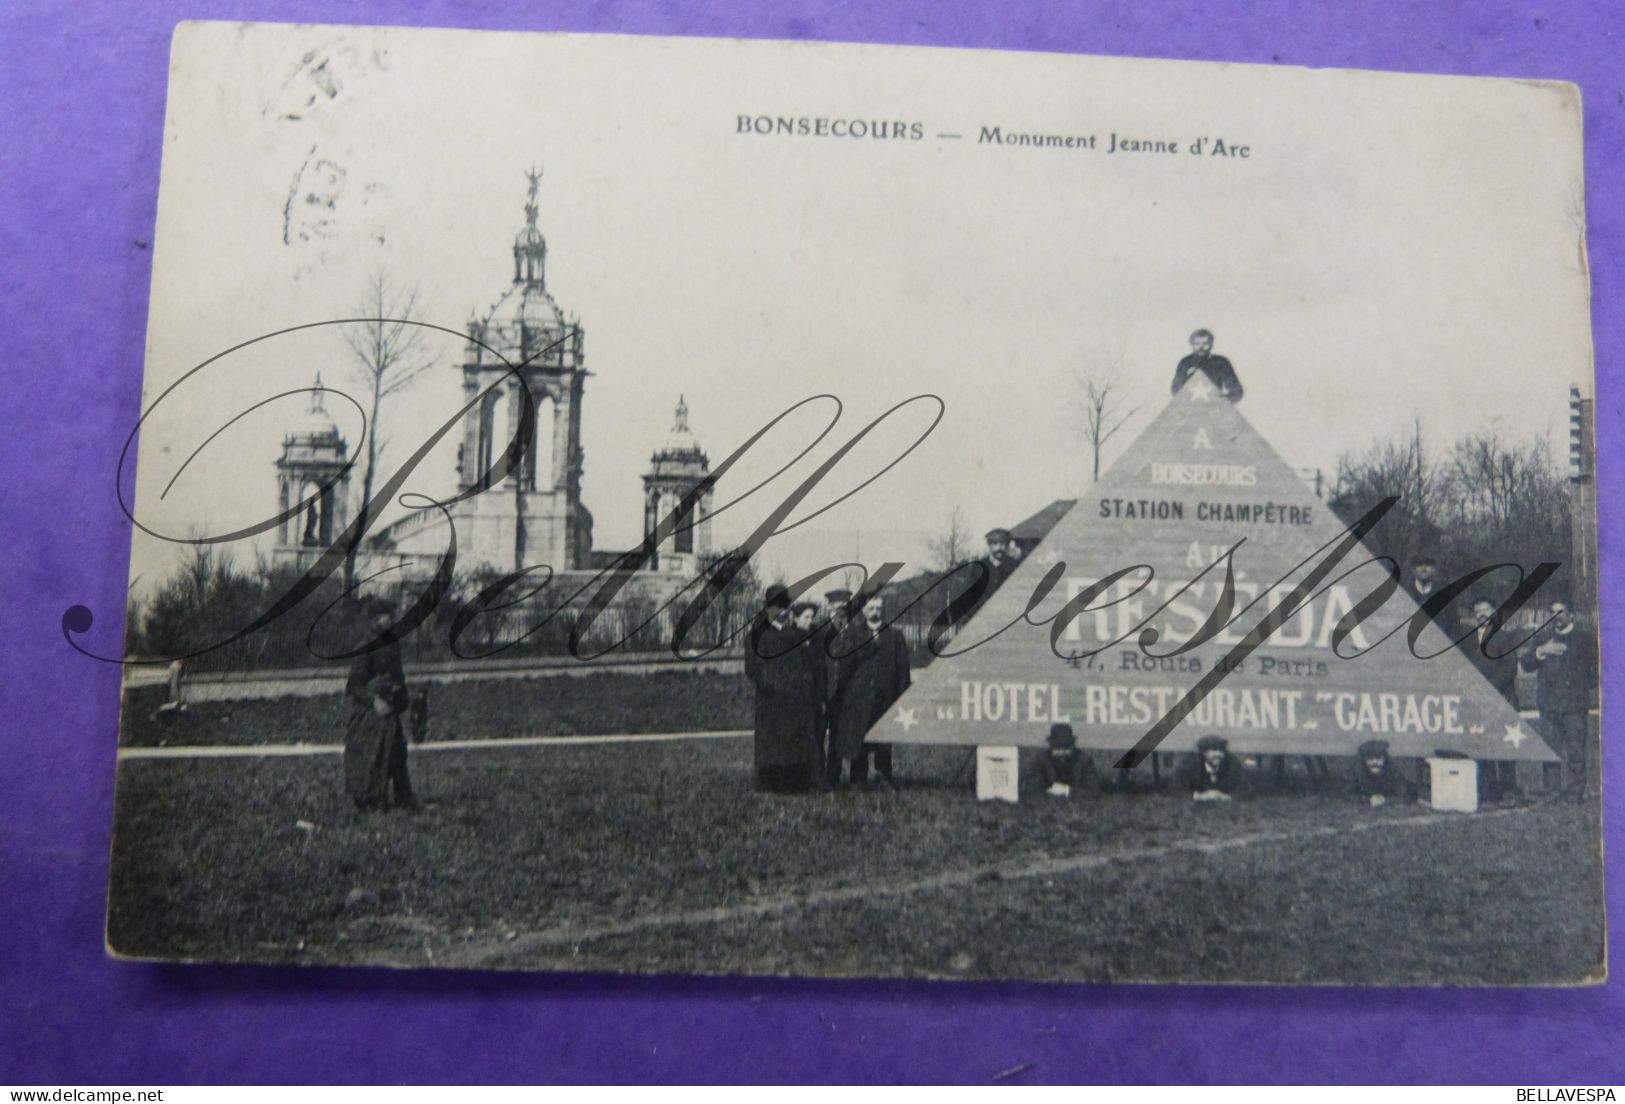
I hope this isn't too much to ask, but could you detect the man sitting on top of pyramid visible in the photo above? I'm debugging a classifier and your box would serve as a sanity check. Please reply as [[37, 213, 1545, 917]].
[[1170, 328, 1244, 403]]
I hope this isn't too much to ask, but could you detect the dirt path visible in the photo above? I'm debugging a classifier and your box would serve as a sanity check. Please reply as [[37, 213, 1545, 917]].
[[117, 729, 752, 759]]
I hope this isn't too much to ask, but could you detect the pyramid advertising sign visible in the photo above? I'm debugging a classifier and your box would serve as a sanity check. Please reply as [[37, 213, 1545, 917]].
[[884, 376, 1556, 764]]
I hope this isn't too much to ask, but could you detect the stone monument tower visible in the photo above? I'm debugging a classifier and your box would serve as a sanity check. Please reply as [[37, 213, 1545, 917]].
[[273, 375, 352, 571], [641, 396, 714, 574], [453, 167, 593, 571]]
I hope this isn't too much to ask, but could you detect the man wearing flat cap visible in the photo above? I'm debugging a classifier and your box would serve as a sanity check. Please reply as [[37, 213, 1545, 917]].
[[983, 527, 1018, 588], [949, 527, 1020, 629], [1179, 735, 1240, 800], [822, 588, 854, 683]]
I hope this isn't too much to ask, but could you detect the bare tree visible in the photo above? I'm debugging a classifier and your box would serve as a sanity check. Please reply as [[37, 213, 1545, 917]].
[[927, 506, 973, 572], [1329, 427, 1442, 568], [1436, 430, 1570, 575], [1412, 415, 1428, 526], [342, 272, 432, 584], [1444, 431, 1559, 530], [1331, 421, 1570, 587], [685, 547, 764, 650], [1075, 354, 1138, 483]]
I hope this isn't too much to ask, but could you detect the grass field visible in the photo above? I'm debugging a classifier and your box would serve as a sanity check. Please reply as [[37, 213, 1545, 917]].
[[107, 699, 1606, 984]]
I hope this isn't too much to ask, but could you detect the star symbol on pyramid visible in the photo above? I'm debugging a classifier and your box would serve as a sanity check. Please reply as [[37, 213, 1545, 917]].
[[1503, 723, 1527, 748], [894, 707, 919, 732], [1184, 375, 1217, 402]]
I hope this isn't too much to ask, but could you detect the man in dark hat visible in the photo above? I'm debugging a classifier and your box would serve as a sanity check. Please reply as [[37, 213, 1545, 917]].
[[1405, 553, 1440, 600], [342, 595, 417, 812], [1032, 723, 1097, 798], [1521, 594, 1598, 802], [1465, 594, 1523, 804], [1405, 553, 1459, 624], [1352, 739, 1414, 807], [745, 584, 816, 792], [1395, 551, 1455, 801], [1179, 735, 1240, 800], [1169, 329, 1243, 402], [827, 592, 911, 789]]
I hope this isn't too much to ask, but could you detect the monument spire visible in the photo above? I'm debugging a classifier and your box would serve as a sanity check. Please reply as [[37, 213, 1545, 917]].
[[524, 165, 542, 228], [513, 164, 547, 286]]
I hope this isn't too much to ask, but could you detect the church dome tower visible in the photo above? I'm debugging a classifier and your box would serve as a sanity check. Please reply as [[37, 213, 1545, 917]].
[[451, 166, 593, 572], [273, 374, 352, 567], [642, 396, 714, 573]]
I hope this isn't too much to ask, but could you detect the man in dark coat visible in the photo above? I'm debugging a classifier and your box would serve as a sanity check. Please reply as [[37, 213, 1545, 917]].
[[343, 596, 417, 811], [1393, 550, 1455, 797], [976, 527, 1020, 609], [1352, 739, 1415, 806], [1404, 553, 1460, 629], [827, 593, 912, 788], [1520, 595, 1598, 802], [1032, 723, 1098, 798], [1169, 328, 1243, 402], [821, 587, 854, 710], [788, 601, 831, 789], [745, 585, 823, 792], [1465, 595, 1523, 803], [1405, 554, 1441, 603], [947, 528, 1019, 630], [1179, 735, 1240, 800]]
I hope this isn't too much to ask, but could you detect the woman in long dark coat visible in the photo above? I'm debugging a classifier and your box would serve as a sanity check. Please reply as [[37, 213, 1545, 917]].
[[343, 597, 416, 811]]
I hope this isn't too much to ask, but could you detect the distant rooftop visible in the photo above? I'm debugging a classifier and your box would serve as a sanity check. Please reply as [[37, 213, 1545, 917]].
[[1008, 498, 1076, 543]]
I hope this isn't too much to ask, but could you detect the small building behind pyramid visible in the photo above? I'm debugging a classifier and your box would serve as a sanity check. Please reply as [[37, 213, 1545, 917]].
[[882, 376, 1557, 762]]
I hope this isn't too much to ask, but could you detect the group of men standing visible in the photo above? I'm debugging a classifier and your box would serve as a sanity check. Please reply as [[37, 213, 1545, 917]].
[[744, 584, 913, 793], [1406, 554, 1599, 805]]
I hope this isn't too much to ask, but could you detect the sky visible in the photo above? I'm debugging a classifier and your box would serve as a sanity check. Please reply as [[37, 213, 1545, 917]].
[[128, 23, 1594, 594]]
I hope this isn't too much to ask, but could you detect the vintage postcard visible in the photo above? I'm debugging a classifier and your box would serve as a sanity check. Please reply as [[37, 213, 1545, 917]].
[[105, 21, 1602, 985]]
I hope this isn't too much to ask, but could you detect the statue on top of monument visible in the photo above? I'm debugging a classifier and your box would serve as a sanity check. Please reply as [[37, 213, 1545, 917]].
[[1170, 328, 1244, 402]]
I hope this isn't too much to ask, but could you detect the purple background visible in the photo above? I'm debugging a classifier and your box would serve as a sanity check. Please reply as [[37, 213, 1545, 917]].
[[2, 0, 1621, 1085]]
